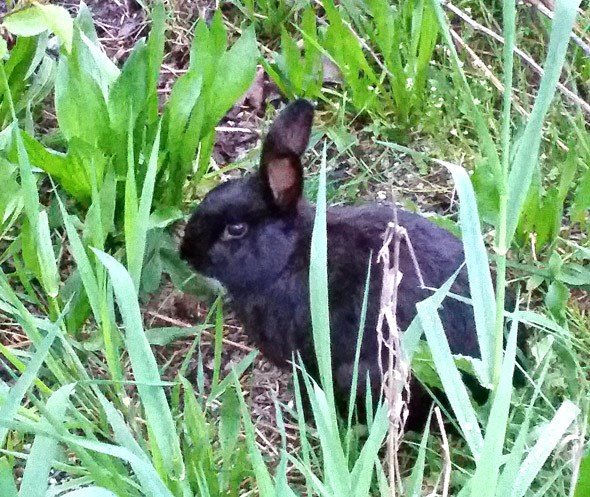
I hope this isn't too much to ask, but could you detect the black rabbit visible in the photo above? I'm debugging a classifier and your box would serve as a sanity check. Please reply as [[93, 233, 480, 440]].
[[180, 99, 483, 429]]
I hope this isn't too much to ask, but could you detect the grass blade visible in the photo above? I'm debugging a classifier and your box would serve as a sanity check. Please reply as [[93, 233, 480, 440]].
[[0, 452, 18, 497], [13, 122, 40, 233], [309, 145, 334, 409], [470, 305, 520, 497], [127, 121, 162, 290], [234, 375, 275, 497], [19, 384, 75, 497], [511, 400, 580, 497], [505, 0, 582, 243], [62, 435, 175, 497], [350, 402, 389, 496], [406, 408, 433, 497], [92, 249, 183, 480], [300, 370, 351, 495], [438, 159, 495, 385], [416, 279, 484, 458], [430, 0, 500, 174], [36, 210, 60, 299], [55, 194, 101, 322], [0, 323, 59, 447]]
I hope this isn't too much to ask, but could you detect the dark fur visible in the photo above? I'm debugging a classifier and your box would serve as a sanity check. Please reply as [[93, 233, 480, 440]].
[[181, 100, 482, 428]]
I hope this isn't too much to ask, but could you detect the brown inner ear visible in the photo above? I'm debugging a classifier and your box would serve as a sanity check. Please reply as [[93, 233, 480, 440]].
[[267, 157, 302, 210]]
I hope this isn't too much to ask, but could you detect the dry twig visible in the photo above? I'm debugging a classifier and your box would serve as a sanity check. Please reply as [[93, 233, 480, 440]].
[[376, 202, 426, 494], [445, 1, 590, 116], [146, 311, 254, 353], [430, 407, 451, 497]]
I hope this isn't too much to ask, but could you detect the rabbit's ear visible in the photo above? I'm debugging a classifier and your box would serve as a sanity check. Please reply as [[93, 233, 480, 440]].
[[260, 99, 314, 211]]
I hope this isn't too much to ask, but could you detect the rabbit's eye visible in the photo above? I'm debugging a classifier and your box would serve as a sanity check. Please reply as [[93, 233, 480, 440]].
[[222, 223, 248, 240]]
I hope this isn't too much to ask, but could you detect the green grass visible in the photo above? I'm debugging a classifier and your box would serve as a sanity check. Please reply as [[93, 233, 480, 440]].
[[1, 0, 589, 495]]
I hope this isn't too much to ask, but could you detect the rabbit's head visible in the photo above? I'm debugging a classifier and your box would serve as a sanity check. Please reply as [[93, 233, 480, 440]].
[[180, 99, 315, 293]]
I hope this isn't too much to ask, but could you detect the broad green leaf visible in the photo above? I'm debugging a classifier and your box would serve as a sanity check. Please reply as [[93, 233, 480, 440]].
[[140, 230, 164, 294], [3, 6, 51, 37], [148, 207, 183, 229], [557, 146, 580, 203], [37, 4, 74, 52], [19, 132, 95, 202], [219, 387, 241, 475], [557, 263, 590, 287], [3, 5, 73, 52], [571, 165, 590, 223], [20, 217, 42, 282], [545, 280, 569, 322], [74, 2, 99, 45], [529, 188, 561, 250], [146, 1, 166, 123], [165, 71, 203, 165], [98, 164, 116, 240], [208, 26, 259, 126], [144, 326, 203, 346], [55, 55, 109, 146], [108, 40, 149, 141], [189, 13, 226, 76], [75, 30, 119, 94], [13, 123, 40, 234]]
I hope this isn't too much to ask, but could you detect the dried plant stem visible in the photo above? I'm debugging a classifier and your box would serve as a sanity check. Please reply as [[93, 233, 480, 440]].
[[524, 0, 590, 57], [445, 1, 590, 116], [377, 202, 428, 494], [145, 311, 254, 353], [435, 407, 452, 497], [448, 28, 570, 152]]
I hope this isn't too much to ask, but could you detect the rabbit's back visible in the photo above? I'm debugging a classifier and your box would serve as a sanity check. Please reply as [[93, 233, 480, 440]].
[[325, 204, 479, 367]]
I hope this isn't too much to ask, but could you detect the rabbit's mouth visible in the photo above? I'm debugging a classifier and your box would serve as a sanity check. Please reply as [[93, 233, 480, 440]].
[[179, 230, 211, 273]]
